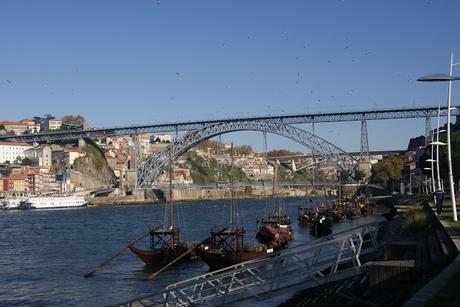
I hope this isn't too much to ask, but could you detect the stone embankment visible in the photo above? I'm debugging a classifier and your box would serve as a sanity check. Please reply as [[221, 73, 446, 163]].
[[86, 185, 360, 206]]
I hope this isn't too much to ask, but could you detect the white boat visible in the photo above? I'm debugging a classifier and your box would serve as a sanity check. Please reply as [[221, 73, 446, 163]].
[[25, 195, 86, 209], [2, 197, 27, 210]]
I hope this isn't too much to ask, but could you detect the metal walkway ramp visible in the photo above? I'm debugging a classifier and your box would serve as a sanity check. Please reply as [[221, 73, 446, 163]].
[[119, 222, 380, 307]]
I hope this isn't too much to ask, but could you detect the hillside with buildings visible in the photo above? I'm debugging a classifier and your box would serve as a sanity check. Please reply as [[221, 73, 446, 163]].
[[0, 113, 421, 199]]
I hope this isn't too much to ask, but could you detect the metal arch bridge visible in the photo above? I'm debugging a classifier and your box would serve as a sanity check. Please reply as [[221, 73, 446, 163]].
[[0, 105, 458, 143], [137, 120, 357, 187]]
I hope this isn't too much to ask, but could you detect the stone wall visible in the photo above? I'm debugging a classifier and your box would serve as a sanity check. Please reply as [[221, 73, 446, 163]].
[[165, 186, 339, 202], [69, 169, 106, 190]]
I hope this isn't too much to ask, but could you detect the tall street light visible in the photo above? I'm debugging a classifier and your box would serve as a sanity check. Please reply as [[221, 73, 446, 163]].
[[436, 104, 443, 191], [430, 138, 447, 191], [423, 165, 434, 193], [435, 103, 447, 191], [426, 121, 436, 193], [426, 138, 436, 193], [418, 50, 460, 221]]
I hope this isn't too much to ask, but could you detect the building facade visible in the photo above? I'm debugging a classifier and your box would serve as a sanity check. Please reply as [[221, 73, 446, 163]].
[[24, 146, 52, 167], [40, 119, 62, 132], [0, 142, 33, 163]]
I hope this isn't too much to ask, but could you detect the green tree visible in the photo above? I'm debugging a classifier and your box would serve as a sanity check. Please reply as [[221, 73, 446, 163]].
[[339, 170, 351, 183], [32, 116, 43, 124], [267, 149, 302, 158], [424, 131, 460, 183], [62, 114, 85, 125], [354, 170, 366, 181], [14, 156, 22, 164], [0, 124, 5, 130], [371, 155, 404, 186], [21, 157, 33, 166]]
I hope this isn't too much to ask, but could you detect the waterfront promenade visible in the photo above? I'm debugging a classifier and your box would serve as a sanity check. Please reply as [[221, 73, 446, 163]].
[[403, 199, 460, 307]]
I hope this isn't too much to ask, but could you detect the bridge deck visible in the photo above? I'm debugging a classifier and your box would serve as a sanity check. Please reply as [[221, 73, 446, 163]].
[[1, 105, 457, 143]]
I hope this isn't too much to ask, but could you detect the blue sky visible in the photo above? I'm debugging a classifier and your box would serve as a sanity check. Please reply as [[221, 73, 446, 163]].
[[1, 0, 460, 152]]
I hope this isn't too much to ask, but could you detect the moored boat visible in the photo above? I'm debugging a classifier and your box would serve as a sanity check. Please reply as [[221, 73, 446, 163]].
[[25, 195, 86, 209], [197, 144, 270, 271], [2, 197, 28, 210], [310, 210, 333, 237], [128, 151, 195, 267], [197, 226, 268, 271], [256, 160, 293, 248], [128, 228, 196, 266]]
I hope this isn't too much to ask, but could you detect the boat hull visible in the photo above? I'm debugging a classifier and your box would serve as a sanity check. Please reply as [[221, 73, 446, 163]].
[[196, 248, 266, 271], [128, 243, 193, 266], [310, 219, 332, 237]]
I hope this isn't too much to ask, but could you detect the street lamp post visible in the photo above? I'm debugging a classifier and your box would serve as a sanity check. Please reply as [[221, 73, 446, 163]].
[[426, 128, 436, 193], [436, 104, 442, 190], [424, 166, 434, 193], [435, 128, 447, 191], [418, 50, 460, 221]]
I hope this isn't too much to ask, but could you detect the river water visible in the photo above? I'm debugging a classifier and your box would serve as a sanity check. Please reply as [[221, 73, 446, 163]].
[[0, 197, 378, 306]]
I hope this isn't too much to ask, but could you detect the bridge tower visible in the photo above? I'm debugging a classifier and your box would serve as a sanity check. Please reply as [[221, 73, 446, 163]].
[[129, 133, 140, 190], [360, 120, 369, 162], [312, 122, 317, 186], [359, 120, 371, 178]]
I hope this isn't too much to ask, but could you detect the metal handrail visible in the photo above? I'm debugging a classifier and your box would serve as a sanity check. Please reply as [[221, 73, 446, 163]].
[[117, 222, 380, 307], [162, 222, 379, 306]]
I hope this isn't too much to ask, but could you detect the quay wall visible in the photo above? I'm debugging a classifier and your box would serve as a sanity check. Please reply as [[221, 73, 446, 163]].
[[164, 185, 358, 202], [87, 185, 360, 206], [70, 169, 107, 190]]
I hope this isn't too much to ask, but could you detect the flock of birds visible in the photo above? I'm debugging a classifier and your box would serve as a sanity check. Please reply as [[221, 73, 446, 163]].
[[3, 0, 439, 116]]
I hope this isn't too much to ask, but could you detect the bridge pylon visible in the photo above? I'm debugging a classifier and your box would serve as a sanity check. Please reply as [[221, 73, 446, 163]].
[[360, 120, 369, 162]]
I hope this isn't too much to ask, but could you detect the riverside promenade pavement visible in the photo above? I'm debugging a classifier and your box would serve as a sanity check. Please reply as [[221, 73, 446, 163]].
[[402, 200, 460, 307]]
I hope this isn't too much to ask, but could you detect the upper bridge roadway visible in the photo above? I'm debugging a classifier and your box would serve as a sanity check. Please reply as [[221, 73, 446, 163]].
[[0, 105, 457, 143]]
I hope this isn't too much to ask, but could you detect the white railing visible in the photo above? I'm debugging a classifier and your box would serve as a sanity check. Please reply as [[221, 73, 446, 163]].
[[117, 222, 380, 307], [160, 222, 379, 306]]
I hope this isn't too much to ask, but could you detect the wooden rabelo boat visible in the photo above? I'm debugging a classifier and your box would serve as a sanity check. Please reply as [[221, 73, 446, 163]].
[[129, 152, 195, 266], [256, 160, 293, 248], [197, 144, 268, 271], [310, 208, 333, 237]]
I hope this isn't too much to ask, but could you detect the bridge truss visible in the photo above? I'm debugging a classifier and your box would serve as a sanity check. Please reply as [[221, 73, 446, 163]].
[[137, 120, 357, 187], [0, 105, 457, 143]]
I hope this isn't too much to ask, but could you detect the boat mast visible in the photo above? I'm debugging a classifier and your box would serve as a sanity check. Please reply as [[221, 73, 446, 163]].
[[263, 132, 268, 217], [271, 159, 278, 216], [169, 150, 174, 228], [230, 143, 235, 226]]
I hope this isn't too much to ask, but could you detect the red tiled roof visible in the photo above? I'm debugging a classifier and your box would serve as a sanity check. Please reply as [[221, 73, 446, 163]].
[[66, 148, 84, 153], [0, 121, 28, 126], [7, 174, 27, 180]]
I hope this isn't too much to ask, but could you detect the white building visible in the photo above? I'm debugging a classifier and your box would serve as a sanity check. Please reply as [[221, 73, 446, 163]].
[[151, 133, 172, 143], [24, 146, 52, 167], [40, 119, 62, 132], [52, 148, 86, 167], [0, 121, 28, 135], [0, 141, 33, 163]]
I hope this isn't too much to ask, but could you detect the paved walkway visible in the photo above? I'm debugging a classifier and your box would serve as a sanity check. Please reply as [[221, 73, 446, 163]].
[[402, 204, 460, 307]]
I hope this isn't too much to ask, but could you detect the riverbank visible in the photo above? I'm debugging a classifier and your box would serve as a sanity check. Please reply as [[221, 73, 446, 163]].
[[404, 198, 460, 307], [281, 194, 458, 306], [87, 185, 360, 206]]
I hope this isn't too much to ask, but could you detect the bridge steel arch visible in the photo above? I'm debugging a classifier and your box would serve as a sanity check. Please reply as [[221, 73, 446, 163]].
[[137, 120, 357, 187]]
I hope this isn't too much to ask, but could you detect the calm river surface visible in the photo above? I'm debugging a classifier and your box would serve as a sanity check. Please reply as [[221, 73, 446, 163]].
[[0, 197, 378, 306]]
